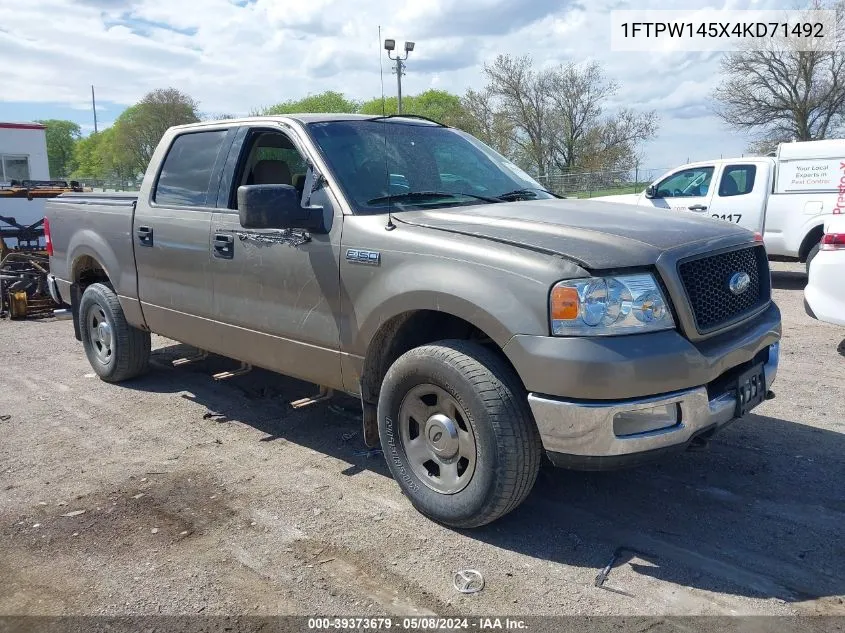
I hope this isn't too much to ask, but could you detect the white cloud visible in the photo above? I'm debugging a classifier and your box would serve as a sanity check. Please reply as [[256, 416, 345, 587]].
[[0, 0, 794, 166]]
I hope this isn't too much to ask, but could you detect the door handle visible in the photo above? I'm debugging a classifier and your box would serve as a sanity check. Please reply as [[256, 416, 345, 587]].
[[213, 233, 234, 259], [137, 226, 153, 246], [688, 204, 708, 211]]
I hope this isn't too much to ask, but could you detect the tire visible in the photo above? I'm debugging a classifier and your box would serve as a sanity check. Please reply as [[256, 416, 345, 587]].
[[377, 340, 542, 528], [806, 243, 820, 275], [79, 282, 151, 382]]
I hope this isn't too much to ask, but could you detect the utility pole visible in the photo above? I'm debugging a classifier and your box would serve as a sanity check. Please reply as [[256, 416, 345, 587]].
[[384, 39, 415, 114], [395, 57, 404, 113], [91, 85, 98, 134]]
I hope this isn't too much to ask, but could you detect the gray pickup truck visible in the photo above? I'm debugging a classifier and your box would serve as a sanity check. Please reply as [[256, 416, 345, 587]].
[[45, 115, 781, 527]]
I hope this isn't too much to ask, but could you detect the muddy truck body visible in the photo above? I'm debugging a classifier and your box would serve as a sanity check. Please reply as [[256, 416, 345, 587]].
[[46, 116, 781, 527]]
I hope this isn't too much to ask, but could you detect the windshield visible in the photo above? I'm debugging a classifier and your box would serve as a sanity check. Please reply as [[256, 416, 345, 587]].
[[306, 119, 554, 213]]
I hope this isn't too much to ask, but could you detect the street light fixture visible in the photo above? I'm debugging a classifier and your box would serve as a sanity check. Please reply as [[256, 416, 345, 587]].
[[384, 38, 415, 114]]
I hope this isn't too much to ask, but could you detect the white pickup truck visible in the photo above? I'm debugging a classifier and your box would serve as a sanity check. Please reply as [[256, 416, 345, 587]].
[[597, 139, 845, 271]]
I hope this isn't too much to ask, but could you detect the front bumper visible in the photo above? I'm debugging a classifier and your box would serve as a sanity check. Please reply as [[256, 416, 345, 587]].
[[528, 342, 779, 470]]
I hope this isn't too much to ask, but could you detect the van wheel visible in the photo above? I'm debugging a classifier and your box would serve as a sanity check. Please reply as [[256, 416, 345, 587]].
[[79, 282, 150, 382], [806, 243, 820, 274], [377, 340, 541, 528]]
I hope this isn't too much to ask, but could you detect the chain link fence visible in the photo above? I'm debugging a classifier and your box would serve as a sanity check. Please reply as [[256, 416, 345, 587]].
[[71, 179, 143, 192], [536, 167, 669, 198]]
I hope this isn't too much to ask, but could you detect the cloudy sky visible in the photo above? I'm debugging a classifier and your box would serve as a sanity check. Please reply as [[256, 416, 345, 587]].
[[0, 0, 795, 169]]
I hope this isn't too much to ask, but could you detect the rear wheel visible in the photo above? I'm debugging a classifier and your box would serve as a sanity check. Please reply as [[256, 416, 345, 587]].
[[79, 282, 150, 382], [377, 340, 542, 528]]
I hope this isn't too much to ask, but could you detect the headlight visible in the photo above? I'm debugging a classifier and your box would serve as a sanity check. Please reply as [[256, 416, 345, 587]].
[[550, 273, 675, 336]]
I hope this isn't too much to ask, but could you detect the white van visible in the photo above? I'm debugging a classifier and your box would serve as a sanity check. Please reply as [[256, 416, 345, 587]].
[[596, 139, 845, 271]]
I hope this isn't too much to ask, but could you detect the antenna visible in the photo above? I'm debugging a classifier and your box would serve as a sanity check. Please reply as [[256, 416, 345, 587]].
[[379, 25, 395, 230], [378, 25, 386, 116], [91, 85, 98, 134]]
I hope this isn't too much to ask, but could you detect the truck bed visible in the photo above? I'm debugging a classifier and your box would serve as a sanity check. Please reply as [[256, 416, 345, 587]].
[[46, 191, 140, 316]]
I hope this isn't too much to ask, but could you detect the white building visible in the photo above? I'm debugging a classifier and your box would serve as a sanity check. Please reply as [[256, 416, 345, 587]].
[[1, 122, 51, 236]]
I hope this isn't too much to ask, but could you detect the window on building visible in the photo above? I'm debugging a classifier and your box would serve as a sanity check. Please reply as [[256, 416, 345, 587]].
[[1, 155, 31, 182]]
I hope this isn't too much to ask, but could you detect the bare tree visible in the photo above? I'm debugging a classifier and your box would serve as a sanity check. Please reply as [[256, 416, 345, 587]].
[[713, 1, 845, 146], [482, 55, 557, 178], [548, 63, 657, 172], [459, 87, 515, 157], [476, 55, 657, 177], [575, 108, 659, 172], [547, 62, 614, 171]]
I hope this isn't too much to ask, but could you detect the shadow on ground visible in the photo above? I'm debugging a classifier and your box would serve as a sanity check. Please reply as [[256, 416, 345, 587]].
[[771, 270, 807, 291], [121, 343, 845, 607]]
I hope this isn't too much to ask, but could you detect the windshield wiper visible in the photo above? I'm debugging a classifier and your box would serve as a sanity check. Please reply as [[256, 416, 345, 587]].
[[366, 191, 502, 205], [496, 187, 559, 201]]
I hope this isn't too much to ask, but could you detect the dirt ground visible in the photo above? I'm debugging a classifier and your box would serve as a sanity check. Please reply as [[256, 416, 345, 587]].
[[0, 261, 843, 617]]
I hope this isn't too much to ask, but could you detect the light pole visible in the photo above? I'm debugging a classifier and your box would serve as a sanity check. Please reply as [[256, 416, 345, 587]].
[[384, 39, 414, 114]]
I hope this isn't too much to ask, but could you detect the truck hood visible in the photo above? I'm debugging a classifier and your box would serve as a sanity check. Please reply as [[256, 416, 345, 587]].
[[395, 198, 751, 269]]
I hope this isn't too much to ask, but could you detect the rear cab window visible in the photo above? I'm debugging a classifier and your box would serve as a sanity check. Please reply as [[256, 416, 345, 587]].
[[718, 164, 757, 197], [154, 130, 229, 207]]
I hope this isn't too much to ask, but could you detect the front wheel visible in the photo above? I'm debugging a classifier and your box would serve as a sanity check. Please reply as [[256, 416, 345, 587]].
[[377, 340, 542, 528], [79, 283, 151, 382]]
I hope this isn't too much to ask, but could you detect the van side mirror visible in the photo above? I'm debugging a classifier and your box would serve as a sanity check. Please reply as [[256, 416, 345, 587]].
[[644, 185, 657, 199], [237, 184, 327, 234]]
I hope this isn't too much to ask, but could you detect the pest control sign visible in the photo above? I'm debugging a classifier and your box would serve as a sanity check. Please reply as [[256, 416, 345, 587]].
[[777, 159, 845, 192]]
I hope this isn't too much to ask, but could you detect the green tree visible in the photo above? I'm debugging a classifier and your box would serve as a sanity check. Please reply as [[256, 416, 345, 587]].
[[70, 127, 136, 181], [36, 119, 81, 178], [112, 88, 201, 175], [358, 89, 467, 126], [257, 91, 360, 115], [69, 131, 105, 179]]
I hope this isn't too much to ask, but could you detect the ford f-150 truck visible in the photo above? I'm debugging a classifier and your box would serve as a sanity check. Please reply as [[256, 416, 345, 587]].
[[45, 115, 781, 528]]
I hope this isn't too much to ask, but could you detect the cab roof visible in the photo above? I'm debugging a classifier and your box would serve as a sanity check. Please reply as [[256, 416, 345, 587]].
[[172, 113, 444, 131]]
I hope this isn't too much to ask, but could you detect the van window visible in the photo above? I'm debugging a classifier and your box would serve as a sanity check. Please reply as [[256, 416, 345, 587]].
[[154, 130, 228, 207], [719, 164, 757, 197], [655, 167, 714, 198]]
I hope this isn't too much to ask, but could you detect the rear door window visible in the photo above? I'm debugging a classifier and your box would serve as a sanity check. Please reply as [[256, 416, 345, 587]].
[[718, 164, 757, 197], [154, 130, 228, 207]]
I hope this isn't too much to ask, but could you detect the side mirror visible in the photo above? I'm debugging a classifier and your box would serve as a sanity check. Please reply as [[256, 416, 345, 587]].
[[644, 185, 657, 199], [237, 184, 327, 233]]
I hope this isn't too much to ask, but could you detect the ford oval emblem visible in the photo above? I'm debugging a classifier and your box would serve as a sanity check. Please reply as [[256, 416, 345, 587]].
[[729, 272, 751, 295]]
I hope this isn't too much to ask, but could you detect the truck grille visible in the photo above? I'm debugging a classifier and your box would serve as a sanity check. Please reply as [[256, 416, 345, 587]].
[[678, 244, 770, 333]]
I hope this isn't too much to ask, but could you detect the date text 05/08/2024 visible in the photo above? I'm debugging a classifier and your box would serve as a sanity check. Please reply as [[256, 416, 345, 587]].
[[307, 617, 529, 630]]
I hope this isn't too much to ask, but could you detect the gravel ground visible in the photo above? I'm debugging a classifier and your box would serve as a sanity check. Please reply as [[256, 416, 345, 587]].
[[0, 261, 843, 617]]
